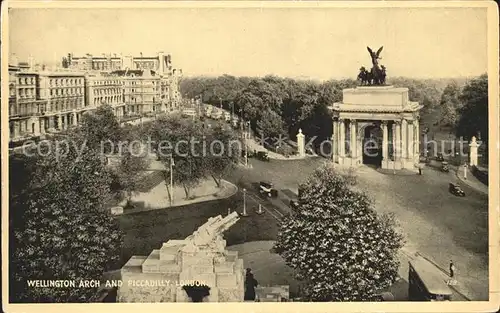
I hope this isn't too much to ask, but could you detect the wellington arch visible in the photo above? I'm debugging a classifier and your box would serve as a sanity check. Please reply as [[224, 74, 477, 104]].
[[331, 86, 423, 170]]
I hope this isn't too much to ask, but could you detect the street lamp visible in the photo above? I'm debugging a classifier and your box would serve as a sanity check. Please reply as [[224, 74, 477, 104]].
[[241, 188, 249, 217], [169, 155, 175, 206]]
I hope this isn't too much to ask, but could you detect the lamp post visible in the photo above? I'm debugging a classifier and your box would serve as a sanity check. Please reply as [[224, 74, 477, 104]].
[[241, 188, 248, 217], [169, 155, 175, 206]]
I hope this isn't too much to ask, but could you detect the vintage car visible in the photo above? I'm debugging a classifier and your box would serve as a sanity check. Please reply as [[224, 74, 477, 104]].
[[449, 183, 465, 197], [255, 151, 270, 162], [436, 153, 444, 162], [259, 181, 278, 198], [441, 161, 449, 172]]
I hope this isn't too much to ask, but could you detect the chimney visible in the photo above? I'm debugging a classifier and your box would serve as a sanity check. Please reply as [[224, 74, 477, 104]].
[[11, 53, 19, 66], [28, 55, 35, 69], [158, 51, 165, 74]]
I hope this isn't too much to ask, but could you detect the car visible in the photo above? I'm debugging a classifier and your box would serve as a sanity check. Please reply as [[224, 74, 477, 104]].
[[211, 110, 223, 120], [255, 151, 270, 161], [436, 153, 444, 161], [259, 181, 278, 198], [241, 149, 255, 158], [441, 161, 449, 172], [449, 183, 465, 197], [289, 199, 299, 210]]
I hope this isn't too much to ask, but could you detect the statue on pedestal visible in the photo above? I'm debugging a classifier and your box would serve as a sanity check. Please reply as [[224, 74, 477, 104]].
[[357, 46, 387, 86]]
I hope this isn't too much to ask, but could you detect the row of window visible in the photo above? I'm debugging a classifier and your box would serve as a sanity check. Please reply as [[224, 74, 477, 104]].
[[50, 78, 83, 86], [91, 80, 121, 86], [50, 88, 83, 96], [18, 77, 36, 85], [93, 96, 123, 105], [93, 88, 122, 96], [18, 88, 36, 98]]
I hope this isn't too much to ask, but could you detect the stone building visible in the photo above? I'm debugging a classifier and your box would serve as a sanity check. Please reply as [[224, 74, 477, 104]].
[[8, 68, 47, 140], [36, 72, 87, 133], [85, 74, 126, 118], [331, 86, 423, 170], [7, 53, 183, 145], [66, 51, 173, 75]]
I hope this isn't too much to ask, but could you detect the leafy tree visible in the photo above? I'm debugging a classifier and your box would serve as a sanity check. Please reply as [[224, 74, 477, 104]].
[[78, 104, 122, 153], [149, 116, 208, 199], [203, 125, 240, 187], [256, 109, 286, 141], [274, 164, 404, 301], [10, 137, 123, 302], [116, 147, 150, 205], [456, 74, 488, 142]]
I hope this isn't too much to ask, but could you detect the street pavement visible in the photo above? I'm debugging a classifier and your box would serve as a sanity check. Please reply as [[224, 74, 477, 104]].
[[224, 156, 489, 300]]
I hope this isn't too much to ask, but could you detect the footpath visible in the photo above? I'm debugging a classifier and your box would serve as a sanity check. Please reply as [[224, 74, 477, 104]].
[[116, 178, 238, 214], [454, 165, 489, 195], [244, 137, 317, 160]]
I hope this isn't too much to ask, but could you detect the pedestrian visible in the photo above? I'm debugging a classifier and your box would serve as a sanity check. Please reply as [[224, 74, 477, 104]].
[[244, 268, 259, 301], [418, 167, 422, 175], [449, 260, 455, 278]]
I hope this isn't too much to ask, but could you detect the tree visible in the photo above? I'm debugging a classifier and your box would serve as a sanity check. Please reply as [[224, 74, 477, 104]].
[[455, 74, 488, 142], [274, 164, 404, 301], [256, 109, 286, 141], [439, 81, 462, 128], [10, 137, 123, 302], [78, 104, 122, 153], [149, 116, 208, 199], [116, 147, 150, 205], [203, 125, 240, 187]]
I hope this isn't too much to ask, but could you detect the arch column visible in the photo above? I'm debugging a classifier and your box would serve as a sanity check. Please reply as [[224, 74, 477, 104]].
[[382, 121, 389, 165], [401, 119, 407, 160], [414, 119, 420, 156], [394, 120, 401, 169], [407, 120, 414, 162], [339, 119, 345, 158], [332, 119, 339, 162], [349, 120, 357, 159]]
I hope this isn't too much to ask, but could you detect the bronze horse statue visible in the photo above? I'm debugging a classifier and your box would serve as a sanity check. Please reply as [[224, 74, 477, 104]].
[[357, 67, 372, 85]]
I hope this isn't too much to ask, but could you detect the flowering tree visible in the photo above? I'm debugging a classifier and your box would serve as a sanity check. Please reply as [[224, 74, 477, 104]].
[[9, 138, 123, 302], [274, 164, 404, 301]]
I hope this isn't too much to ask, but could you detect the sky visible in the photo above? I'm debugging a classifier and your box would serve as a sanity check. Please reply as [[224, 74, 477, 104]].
[[8, 6, 488, 80]]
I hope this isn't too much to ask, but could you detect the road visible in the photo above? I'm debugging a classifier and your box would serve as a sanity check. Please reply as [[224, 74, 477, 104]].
[[224, 156, 489, 300]]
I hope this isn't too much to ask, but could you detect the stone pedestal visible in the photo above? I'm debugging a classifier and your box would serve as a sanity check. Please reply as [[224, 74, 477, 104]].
[[117, 213, 245, 303], [469, 136, 479, 166], [297, 129, 305, 157]]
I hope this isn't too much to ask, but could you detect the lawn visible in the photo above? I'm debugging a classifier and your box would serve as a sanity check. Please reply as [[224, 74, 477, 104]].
[[116, 191, 279, 266]]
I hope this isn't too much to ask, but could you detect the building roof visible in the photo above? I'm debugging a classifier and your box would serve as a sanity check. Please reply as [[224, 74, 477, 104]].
[[110, 69, 157, 77]]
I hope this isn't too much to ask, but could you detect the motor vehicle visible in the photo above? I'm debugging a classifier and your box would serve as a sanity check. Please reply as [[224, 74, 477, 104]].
[[182, 108, 197, 118], [441, 161, 449, 172], [408, 256, 452, 301], [255, 151, 270, 162], [211, 110, 223, 120], [241, 149, 255, 158], [289, 199, 299, 210], [259, 181, 278, 198], [436, 153, 444, 161], [449, 183, 465, 197]]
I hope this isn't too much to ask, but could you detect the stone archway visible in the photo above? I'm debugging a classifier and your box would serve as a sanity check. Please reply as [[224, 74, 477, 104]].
[[358, 122, 383, 167]]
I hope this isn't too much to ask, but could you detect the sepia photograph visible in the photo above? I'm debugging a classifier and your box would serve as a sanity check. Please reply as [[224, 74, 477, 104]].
[[1, 1, 499, 312]]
